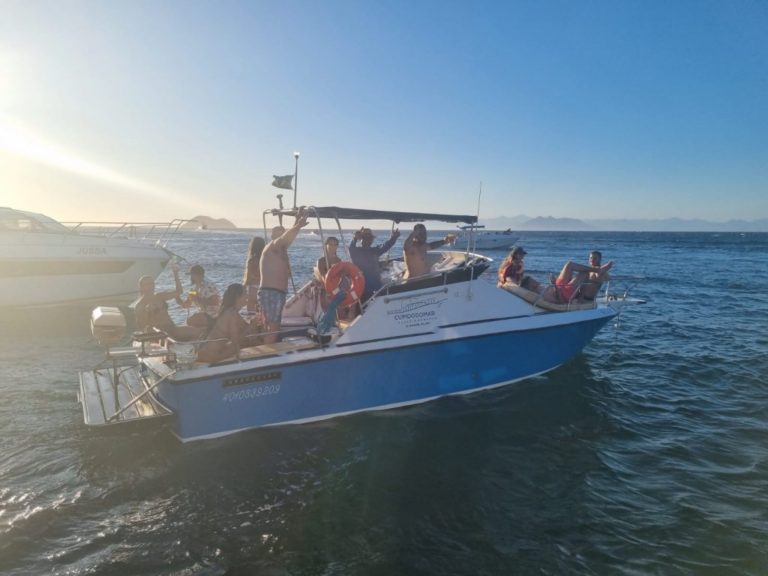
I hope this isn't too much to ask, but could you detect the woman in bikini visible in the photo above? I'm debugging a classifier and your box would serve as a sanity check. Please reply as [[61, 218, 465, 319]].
[[497, 246, 544, 293], [196, 283, 251, 363]]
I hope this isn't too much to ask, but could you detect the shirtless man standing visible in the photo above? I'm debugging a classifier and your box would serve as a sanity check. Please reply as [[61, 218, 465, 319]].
[[403, 223, 455, 279], [258, 207, 309, 343]]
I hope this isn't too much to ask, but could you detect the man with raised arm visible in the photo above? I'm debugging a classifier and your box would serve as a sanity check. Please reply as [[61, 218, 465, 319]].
[[403, 223, 455, 279], [349, 227, 400, 301], [258, 207, 309, 344]]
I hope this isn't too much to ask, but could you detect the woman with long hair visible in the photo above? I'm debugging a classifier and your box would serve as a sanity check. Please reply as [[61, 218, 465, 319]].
[[243, 236, 266, 313], [196, 283, 250, 363]]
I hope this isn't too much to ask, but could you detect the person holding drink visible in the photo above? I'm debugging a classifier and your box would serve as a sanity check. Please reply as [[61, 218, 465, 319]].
[[178, 264, 220, 330]]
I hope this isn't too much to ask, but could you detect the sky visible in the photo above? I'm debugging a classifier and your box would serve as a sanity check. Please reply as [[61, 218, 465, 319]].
[[1, 0, 766, 227]]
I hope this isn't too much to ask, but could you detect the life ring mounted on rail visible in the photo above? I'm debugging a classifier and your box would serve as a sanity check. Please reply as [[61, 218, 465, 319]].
[[324, 262, 366, 307]]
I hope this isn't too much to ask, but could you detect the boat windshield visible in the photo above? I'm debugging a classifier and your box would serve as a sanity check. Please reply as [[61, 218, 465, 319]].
[[0, 208, 73, 233]]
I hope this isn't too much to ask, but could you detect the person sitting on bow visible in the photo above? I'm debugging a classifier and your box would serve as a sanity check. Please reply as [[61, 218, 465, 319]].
[[546, 250, 613, 303], [497, 246, 544, 293]]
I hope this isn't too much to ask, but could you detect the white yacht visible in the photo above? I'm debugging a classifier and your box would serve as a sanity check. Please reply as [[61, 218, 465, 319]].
[[0, 207, 183, 308], [451, 224, 517, 251]]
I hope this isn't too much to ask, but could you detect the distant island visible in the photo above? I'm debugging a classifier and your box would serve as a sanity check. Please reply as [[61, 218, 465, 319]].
[[481, 215, 768, 232], [182, 215, 237, 230]]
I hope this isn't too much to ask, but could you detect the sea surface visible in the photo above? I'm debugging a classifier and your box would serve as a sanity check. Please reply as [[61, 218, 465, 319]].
[[1, 230, 766, 575]]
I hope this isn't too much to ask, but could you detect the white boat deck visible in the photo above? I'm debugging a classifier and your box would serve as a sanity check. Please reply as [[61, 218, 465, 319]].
[[79, 360, 173, 427]]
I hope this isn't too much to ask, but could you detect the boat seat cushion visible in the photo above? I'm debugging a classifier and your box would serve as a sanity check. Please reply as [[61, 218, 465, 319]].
[[500, 282, 597, 311]]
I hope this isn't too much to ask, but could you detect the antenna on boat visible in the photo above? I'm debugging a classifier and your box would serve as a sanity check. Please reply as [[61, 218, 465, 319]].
[[292, 151, 300, 209], [466, 182, 483, 299], [468, 182, 482, 253], [475, 182, 482, 224]]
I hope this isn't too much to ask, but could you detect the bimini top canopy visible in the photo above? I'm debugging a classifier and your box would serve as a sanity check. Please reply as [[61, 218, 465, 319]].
[[268, 206, 477, 225]]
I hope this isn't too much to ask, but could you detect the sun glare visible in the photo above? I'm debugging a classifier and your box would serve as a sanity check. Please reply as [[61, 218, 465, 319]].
[[0, 117, 166, 195]]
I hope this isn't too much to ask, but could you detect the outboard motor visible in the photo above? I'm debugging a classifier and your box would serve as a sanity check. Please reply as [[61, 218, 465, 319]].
[[90, 306, 127, 347]]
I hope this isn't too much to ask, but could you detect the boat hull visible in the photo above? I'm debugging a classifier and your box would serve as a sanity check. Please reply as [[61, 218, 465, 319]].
[[0, 236, 170, 308], [155, 313, 612, 441]]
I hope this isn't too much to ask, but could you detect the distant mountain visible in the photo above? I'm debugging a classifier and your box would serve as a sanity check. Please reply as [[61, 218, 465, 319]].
[[480, 215, 768, 232], [481, 215, 531, 229], [520, 216, 591, 230], [587, 217, 768, 232], [182, 215, 237, 230], [480, 215, 590, 230]]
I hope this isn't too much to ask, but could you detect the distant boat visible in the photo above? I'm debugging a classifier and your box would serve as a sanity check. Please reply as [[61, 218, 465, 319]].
[[300, 230, 322, 241], [0, 207, 186, 308], [451, 225, 517, 251]]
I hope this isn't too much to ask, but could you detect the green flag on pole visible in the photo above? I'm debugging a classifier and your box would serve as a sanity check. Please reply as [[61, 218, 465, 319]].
[[272, 175, 294, 190]]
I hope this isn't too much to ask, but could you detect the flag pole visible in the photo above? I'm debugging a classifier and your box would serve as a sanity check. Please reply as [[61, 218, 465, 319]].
[[276, 194, 284, 226], [292, 151, 300, 209]]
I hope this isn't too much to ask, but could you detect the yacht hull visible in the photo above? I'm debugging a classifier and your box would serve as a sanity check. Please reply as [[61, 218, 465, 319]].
[[0, 234, 170, 308]]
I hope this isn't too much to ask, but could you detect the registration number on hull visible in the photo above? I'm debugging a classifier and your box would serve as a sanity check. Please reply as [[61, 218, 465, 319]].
[[222, 383, 281, 402]]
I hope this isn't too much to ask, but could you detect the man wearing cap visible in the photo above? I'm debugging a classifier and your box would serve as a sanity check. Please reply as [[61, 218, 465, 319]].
[[180, 264, 221, 328], [349, 226, 400, 301], [258, 207, 309, 343]]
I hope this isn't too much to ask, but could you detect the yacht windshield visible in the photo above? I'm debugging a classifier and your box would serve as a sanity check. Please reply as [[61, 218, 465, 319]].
[[0, 208, 73, 233]]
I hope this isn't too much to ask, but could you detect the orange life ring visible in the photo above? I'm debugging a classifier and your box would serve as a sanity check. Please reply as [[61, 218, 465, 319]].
[[324, 262, 366, 307]]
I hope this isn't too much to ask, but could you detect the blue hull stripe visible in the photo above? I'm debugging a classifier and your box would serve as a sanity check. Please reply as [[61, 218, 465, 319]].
[[159, 315, 612, 441]]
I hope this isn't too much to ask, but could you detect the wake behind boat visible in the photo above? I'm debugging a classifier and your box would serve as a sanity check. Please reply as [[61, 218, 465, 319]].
[[78, 204, 617, 442], [0, 207, 187, 309]]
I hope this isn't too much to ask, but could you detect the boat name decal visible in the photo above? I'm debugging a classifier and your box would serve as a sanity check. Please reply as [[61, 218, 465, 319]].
[[77, 246, 108, 255], [223, 371, 281, 387], [387, 297, 447, 328]]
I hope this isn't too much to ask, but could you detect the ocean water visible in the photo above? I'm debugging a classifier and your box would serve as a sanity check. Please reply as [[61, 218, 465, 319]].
[[1, 230, 766, 575]]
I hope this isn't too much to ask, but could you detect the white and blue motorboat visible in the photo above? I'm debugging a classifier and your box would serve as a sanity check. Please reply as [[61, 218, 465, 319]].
[[78, 206, 616, 442]]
